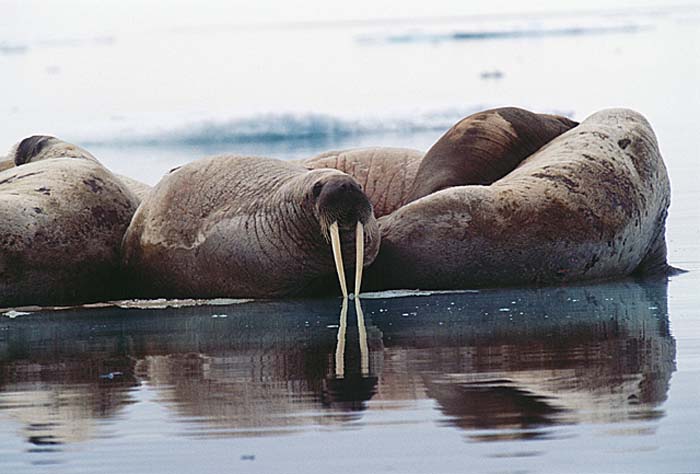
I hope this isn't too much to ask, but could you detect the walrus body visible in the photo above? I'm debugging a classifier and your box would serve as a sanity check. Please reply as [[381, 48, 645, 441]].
[[366, 108, 671, 290], [0, 136, 140, 306], [303, 147, 424, 217], [122, 155, 380, 298]]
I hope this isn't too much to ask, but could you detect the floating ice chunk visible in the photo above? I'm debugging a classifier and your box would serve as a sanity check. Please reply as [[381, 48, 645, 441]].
[[113, 298, 253, 309], [359, 289, 478, 299], [99, 371, 123, 379], [2, 310, 31, 319]]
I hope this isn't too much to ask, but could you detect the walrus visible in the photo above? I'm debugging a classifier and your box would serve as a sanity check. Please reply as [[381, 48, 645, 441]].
[[122, 155, 380, 299], [365, 108, 671, 290], [0, 135, 140, 306], [406, 107, 579, 201]]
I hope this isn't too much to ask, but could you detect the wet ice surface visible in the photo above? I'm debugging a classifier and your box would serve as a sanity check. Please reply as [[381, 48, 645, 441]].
[[2, 2, 700, 473]]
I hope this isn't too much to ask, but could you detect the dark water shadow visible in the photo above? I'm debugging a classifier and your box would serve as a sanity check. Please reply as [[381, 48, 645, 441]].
[[0, 276, 675, 444]]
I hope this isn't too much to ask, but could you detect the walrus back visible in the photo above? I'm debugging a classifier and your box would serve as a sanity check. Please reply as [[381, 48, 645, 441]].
[[406, 107, 578, 202]]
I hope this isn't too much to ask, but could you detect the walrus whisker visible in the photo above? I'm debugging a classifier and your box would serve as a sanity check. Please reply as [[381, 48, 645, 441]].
[[329, 221, 348, 298], [355, 221, 364, 296]]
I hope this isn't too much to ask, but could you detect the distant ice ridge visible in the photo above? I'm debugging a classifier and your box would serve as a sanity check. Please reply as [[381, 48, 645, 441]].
[[356, 12, 654, 45], [82, 108, 488, 147], [359, 22, 649, 45]]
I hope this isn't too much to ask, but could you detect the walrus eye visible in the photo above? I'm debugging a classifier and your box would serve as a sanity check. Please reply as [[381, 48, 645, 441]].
[[312, 181, 323, 199]]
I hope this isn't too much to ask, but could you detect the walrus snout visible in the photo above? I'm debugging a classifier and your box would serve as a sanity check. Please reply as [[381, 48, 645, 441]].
[[314, 177, 372, 229]]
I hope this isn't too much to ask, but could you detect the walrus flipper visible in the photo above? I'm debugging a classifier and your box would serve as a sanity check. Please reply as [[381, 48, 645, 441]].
[[633, 226, 684, 276]]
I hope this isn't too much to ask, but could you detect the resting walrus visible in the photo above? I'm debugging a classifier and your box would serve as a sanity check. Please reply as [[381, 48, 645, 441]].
[[364, 108, 671, 290], [0, 136, 140, 306], [122, 155, 380, 298], [406, 107, 579, 201]]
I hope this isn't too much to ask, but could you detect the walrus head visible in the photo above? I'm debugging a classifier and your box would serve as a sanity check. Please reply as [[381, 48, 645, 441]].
[[309, 174, 374, 298], [10, 135, 98, 166], [14, 135, 57, 165]]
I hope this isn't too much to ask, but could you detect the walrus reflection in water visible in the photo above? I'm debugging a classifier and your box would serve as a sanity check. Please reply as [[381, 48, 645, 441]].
[[122, 155, 379, 298]]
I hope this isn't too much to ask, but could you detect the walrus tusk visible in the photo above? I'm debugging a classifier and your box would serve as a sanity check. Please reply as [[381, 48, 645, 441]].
[[355, 221, 364, 296], [330, 221, 348, 298]]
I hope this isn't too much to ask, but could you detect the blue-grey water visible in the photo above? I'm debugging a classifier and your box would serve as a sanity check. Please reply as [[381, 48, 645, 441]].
[[1, 1, 700, 473]]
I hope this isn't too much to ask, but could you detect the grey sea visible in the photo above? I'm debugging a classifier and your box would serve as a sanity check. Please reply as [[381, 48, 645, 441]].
[[1, 1, 699, 473]]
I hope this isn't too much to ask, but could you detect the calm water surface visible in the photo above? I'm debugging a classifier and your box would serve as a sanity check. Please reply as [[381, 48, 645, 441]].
[[1, 2, 700, 473], [0, 277, 695, 474]]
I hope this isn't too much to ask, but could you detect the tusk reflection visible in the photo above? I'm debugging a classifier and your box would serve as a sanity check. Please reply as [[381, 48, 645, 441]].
[[355, 221, 364, 297], [329, 221, 348, 298], [355, 296, 369, 376], [334, 297, 370, 378], [334, 297, 349, 378]]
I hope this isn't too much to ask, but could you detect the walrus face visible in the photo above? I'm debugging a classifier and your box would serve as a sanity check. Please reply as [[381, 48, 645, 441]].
[[310, 174, 374, 298]]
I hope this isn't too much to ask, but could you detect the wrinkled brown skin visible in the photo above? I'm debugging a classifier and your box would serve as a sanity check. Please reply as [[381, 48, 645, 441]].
[[366, 109, 671, 290], [407, 107, 579, 202], [122, 155, 380, 298], [0, 136, 140, 307], [303, 147, 424, 217]]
